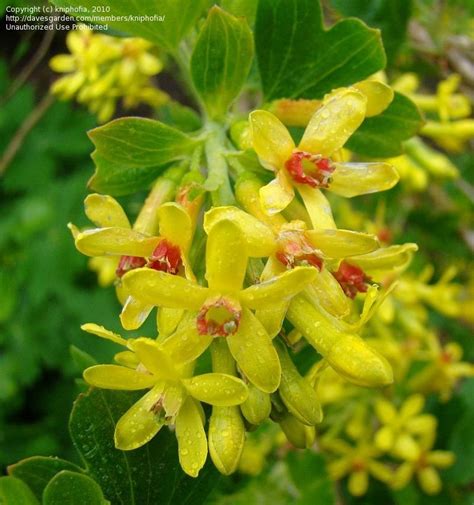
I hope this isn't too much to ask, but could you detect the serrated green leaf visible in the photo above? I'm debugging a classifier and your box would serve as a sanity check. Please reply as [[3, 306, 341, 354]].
[[191, 6, 253, 119], [346, 92, 423, 157], [0, 476, 39, 505], [87, 118, 198, 195], [42, 471, 108, 505], [69, 388, 219, 505], [8, 457, 83, 501], [49, 0, 208, 52], [255, 0, 386, 101]]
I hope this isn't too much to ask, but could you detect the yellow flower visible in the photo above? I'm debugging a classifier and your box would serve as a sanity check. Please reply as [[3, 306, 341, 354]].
[[268, 78, 394, 126], [392, 426, 455, 495], [409, 337, 474, 400], [81, 323, 248, 477], [374, 394, 436, 460], [122, 211, 318, 393], [50, 26, 168, 122], [249, 87, 399, 223], [323, 435, 393, 496]]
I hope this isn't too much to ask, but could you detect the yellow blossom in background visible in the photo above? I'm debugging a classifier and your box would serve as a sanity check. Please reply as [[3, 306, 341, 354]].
[[50, 26, 169, 122]]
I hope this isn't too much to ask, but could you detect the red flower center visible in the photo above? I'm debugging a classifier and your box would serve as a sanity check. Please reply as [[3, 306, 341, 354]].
[[196, 297, 242, 337], [148, 239, 182, 275], [333, 261, 371, 299], [116, 255, 147, 278], [276, 230, 323, 270], [285, 151, 335, 188]]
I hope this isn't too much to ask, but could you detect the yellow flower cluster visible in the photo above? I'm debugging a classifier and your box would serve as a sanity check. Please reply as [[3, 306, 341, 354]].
[[68, 81, 471, 492], [50, 26, 168, 122]]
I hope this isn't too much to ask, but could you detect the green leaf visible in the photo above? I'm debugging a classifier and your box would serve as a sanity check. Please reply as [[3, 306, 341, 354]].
[[191, 6, 254, 119], [255, 0, 386, 101], [43, 471, 108, 505], [330, 0, 413, 64], [158, 101, 202, 133], [49, 0, 207, 52], [220, 0, 257, 25], [70, 388, 219, 505], [0, 477, 39, 505], [8, 457, 83, 501], [346, 92, 424, 157], [87, 118, 198, 195], [446, 379, 474, 485], [286, 451, 335, 505], [70, 345, 98, 372]]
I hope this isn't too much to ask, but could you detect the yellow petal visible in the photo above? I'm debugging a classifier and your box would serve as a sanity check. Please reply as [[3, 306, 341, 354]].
[[426, 451, 455, 469], [227, 309, 281, 393], [208, 406, 245, 475], [83, 364, 157, 390], [127, 338, 178, 380], [114, 350, 139, 368], [235, 175, 287, 233], [392, 461, 414, 489], [375, 426, 395, 451], [354, 80, 394, 117], [297, 186, 336, 230], [400, 394, 425, 420], [49, 54, 76, 73], [157, 307, 185, 338], [84, 193, 131, 229], [205, 219, 247, 293], [204, 206, 276, 257], [75, 228, 159, 257], [183, 373, 248, 406], [175, 397, 208, 478], [276, 340, 322, 425], [299, 88, 366, 156], [240, 266, 317, 309], [160, 314, 212, 365], [122, 268, 209, 309], [306, 229, 379, 258], [259, 170, 295, 215], [350, 244, 418, 275], [392, 433, 421, 461], [255, 301, 289, 338], [374, 398, 397, 424], [348, 470, 368, 496], [418, 466, 442, 495], [330, 162, 399, 197], [157, 202, 193, 252], [120, 296, 153, 330], [368, 461, 394, 483], [249, 110, 295, 169], [80, 323, 127, 346], [114, 382, 165, 450]]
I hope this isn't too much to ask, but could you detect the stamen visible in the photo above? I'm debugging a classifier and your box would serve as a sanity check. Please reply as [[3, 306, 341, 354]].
[[116, 255, 147, 277], [148, 239, 182, 275], [196, 297, 242, 337], [276, 230, 323, 270], [285, 151, 335, 188], [333, 261, 371, 299]]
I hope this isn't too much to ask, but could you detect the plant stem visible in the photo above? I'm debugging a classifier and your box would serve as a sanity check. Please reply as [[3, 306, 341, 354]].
[[204, 122, 236, 206]]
